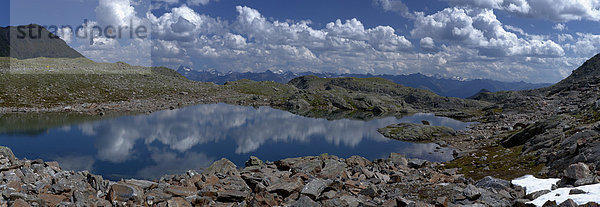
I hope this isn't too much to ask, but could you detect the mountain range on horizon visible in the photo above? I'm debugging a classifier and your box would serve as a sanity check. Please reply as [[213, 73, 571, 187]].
[[176, 66, 552, 98]]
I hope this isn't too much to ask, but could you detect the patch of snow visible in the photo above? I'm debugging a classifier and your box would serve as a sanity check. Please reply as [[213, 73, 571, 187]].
[[177, 66, 192, 72], [512, 175, 559, 195], [530, 183, 600, 206], [512, 175, 600, 206]]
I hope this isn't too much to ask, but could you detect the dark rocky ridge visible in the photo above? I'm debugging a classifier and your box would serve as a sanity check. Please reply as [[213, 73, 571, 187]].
[[0, 29, 8, 58], [550, 54, 600, 92], [0, 24, 84, 59]]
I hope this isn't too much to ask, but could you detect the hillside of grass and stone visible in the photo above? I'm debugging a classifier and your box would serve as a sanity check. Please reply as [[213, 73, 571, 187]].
[[1, 57, 491, 119], [0, 57, 224, 114]]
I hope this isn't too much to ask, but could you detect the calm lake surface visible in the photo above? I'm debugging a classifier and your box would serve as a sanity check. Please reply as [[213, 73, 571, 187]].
[[0, 104, 474, 180]]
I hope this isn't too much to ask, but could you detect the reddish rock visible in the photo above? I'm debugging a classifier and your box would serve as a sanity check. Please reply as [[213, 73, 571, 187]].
[[165, 185, 198, 197], [167, 197, 192, 207], [346, 156, 372, 168], [6, 181, 23, 192], [11, 199, 30, 207], [38, 193, 68, 207], [266, 177, 303, 196], [251, 191, 280, 206]]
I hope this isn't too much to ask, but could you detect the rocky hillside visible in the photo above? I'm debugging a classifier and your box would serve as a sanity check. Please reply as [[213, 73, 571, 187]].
[[514, 54, 600, 176], [0, 24, 84, 59], [455, 54, 600, 179], [0, 28, 8, 57], [548, 53, 600, 97]]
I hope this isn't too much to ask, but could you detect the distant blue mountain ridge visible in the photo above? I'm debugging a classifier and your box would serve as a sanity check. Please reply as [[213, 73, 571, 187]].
[[175, 66, 552, 98]]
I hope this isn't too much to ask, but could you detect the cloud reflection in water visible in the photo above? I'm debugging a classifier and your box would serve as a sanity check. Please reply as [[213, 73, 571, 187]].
[[3, 104, 471, 179]]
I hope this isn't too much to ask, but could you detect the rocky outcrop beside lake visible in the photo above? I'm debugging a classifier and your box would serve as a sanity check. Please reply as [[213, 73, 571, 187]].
[[377, 123, 456, 142], [0, 146, 541, 207], [284, 75, 489, 115]]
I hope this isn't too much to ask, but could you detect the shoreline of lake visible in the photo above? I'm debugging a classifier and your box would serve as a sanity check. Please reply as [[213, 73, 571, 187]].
[[0, 145, 534, 206]]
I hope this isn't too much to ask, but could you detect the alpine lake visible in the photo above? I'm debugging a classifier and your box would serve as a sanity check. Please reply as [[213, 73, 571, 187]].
[[0, 103, 475, 180]]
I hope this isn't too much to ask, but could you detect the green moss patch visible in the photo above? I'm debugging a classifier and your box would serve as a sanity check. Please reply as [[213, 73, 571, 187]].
[[444, 145, 544, 180]]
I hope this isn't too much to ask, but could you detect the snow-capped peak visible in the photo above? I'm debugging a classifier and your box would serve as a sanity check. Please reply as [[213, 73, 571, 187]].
[[177, 65, 192, 72]]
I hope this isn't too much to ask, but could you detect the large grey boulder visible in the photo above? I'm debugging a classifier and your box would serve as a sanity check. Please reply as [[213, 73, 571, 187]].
[[275, 157, 322, 174], [563, 162, 591, 180], [319, 159, 347, 179], [463, 184, 482, 200], [476, 176, 511, 191], [290, 195, 320, 207], [387, 153, 408, 167], [301, 178, 331, 199]]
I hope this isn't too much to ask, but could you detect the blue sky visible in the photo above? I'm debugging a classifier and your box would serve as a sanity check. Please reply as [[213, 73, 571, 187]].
[[0, 0, 8, 26], [5, 0, 600, 83]]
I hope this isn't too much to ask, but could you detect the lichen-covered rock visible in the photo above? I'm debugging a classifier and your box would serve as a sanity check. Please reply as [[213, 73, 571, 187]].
[[203, 158, 239, 177], [242, 156, 263, 168]]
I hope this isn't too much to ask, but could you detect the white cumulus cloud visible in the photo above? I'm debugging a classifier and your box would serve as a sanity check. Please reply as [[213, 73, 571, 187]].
[[449, 0, 600, 22], [150, 5, 414, 74], [553, 23, 567, 31], [411, 7, 565, 57], [564, 33, 600, 57], [420, 37, 435, 49], [56, 27, 73, 44], [373, 0, 414, 18], [62, 0, 592, 83]]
